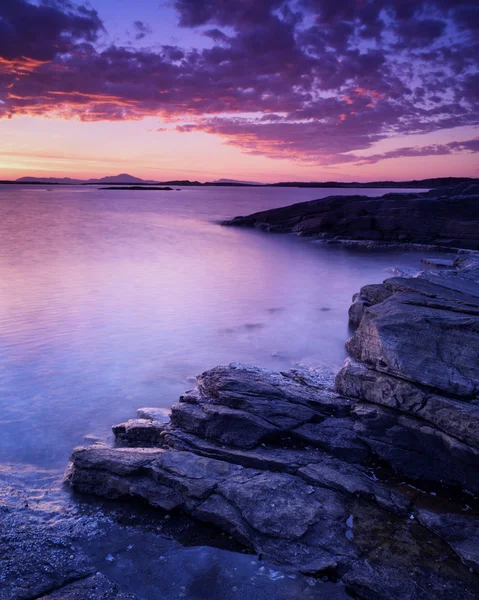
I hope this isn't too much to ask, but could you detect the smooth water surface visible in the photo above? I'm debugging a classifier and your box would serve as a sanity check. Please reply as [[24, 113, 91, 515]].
[[0, 184, 439, 468]]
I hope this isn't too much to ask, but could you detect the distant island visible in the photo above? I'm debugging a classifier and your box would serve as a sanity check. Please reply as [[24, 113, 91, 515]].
[[0, 174, 477, 189], [100, 186, 175, 191], [14, 173, 160, 185]]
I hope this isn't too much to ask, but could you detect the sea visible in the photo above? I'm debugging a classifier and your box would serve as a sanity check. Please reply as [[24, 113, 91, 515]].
[[0, 184, 452, 599]]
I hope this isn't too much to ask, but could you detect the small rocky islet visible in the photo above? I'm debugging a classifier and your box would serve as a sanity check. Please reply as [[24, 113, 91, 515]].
[[12, 183, 479, 599]]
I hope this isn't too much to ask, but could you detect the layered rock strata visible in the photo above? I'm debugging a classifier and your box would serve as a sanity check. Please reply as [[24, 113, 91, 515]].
[[222, 181, 479, 250], [65, 258, 479, 599]]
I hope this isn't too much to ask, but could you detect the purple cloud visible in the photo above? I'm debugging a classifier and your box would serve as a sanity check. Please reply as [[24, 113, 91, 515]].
[[355, 138, 479, 164], [0, 0, 102, 61], [0, 0, 477, 167], [132, 21, 152, 41]]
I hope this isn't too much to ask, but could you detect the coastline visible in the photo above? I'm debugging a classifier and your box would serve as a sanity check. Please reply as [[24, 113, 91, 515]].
[[62, 251, 479, 599], [223, 181, 479, 251], [4, 185, 478, 599]]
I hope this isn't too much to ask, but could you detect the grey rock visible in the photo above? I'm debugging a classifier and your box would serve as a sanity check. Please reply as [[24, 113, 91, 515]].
[[298, 457, 413, 516], [66, 446, 242, 510], [170, 401, 281, 449], [351, 403, 479, 493], [293, 418, 371, 463], [337, 359, 479, 449], [113, 419, 167, 447], [164, 427, 326, 472], [195, 471, 398, 573], [348, 284, 393, 327], [195, 363, 344, 414], [346, 291, 479, 398]]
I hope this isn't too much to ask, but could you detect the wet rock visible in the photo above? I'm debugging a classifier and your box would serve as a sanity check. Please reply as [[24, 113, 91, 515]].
[[113, 419, 167, 447], [417, 509, 479, 572], [38, 573, 140, 599], [343, 523, 479, 600], [0, 504, 93, 600], [67, 446, 380, 573]]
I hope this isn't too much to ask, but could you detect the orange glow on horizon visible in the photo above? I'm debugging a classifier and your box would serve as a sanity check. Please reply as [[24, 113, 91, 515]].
[[0, 116, 477, 184]]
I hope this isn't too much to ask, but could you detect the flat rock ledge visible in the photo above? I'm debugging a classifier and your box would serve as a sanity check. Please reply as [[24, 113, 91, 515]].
[[222, 181, 479, 250], [65, 258, 479, 599]]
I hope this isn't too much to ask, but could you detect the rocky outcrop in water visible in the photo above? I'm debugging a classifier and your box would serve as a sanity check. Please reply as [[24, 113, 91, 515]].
[[222, 182, 479, 250], [65, 256, 479, 599]]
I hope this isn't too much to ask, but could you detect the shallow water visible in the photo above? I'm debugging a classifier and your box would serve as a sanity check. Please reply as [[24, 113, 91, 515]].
[[0, 184, 450, 599]]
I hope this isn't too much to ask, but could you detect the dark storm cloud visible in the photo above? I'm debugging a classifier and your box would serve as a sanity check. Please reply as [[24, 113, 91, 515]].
[[0, 0, 102, 61], [0, 0, 477, 166]]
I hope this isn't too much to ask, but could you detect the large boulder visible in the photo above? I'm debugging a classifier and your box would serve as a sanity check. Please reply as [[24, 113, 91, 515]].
[[345, 279, 479, 399]]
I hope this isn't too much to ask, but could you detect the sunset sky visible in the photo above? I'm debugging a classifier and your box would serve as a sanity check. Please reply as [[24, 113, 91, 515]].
[[0, 0, 477, 182]]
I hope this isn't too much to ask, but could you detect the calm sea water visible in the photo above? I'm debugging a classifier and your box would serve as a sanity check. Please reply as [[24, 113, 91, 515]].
[[0, 184, 442, 468], [1, 184, 450, 600]]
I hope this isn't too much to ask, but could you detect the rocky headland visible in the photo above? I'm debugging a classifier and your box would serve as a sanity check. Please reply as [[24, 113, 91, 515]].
[[64, 237, 479, 599], [223, 181, 479, 250]]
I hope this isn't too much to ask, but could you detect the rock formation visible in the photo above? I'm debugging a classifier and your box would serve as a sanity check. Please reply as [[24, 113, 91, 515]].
[[65, 253, 479, 599], [223, 181, 479, 250]]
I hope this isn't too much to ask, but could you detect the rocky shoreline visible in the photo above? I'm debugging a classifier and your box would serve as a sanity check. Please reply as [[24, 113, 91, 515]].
[[223, 181, 479, 251], [64, 244, 479, 599]]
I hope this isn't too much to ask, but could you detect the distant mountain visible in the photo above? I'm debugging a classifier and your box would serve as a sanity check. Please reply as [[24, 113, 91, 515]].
[[212, 178, 260, 185], [88, 173, 158, 184], [16, 176, 83, 184], [16, 173, 159, 185]]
